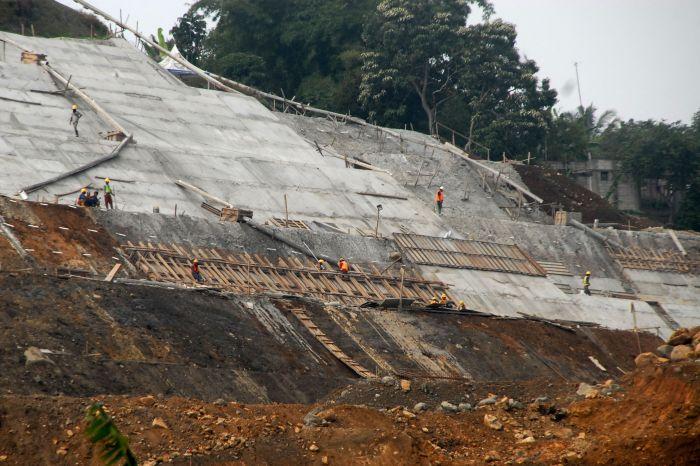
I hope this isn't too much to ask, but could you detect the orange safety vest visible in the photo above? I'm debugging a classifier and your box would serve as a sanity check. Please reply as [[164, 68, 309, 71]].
[[435, 190, 444, 202], [338, 260, 349, 273]]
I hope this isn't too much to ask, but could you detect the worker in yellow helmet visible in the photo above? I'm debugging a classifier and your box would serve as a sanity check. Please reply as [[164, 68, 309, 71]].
[[104, 177, 114, 209], [457, 300, 466, 311], [317, 259, 326, 271], [76, 187, 88, 206], [583, 271, 591, 296], [440, 293, 448, 305], [69, 104, 83, 137]]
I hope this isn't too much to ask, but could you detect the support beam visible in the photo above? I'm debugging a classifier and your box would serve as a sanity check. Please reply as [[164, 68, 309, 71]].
[[174, 180, 233, 207], [20, 135, 132, 195], [568, 218, 625, 250], [666, 229, 687, 256], [443, 143, 544, 204], [72, 0, 240, 94]]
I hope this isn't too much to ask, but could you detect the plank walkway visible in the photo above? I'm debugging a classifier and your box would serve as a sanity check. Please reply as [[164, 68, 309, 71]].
[[608, 247, 699, 274], [394, 233, 546, 276], [289, 308, 375, 378], [122, 241, 449, 307]]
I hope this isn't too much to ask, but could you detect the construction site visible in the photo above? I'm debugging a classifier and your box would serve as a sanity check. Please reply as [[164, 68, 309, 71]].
[[0, 2, 699, 465]]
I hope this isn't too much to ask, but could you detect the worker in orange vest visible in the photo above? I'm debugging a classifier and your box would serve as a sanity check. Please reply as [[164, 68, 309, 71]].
[[435, 186, 445, 215], [338, 257, 350, 273]]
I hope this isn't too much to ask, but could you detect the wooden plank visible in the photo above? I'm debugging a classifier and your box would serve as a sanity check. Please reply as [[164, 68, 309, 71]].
[[104, 263, 122, 282]]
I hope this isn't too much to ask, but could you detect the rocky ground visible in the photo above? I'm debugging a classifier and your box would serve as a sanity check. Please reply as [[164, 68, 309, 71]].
[[0, 362, 697, 465]]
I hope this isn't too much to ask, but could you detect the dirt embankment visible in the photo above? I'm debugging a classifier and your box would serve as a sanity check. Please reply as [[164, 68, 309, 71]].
[[515, 165, 657, 227], [0, 197, 122, 274], [0, 362, 696, 465]]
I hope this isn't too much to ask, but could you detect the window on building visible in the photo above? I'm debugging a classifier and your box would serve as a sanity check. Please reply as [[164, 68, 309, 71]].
[[600, 171, 609, 181]]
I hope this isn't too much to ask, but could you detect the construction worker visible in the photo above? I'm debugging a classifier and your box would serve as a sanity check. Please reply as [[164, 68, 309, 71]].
[[440, 293, 448, 305], [192, 258, 204, 283], [428, 295, 440, 308], [435, 186, 445, 215], [76, 187, 88, 206], [104, 178, 114, 209], [338, 257, 350, 273], [583, 271, 591, 296], [69, 104, 83, 137], [85, 190, 100, 207], [317, 259, 326, 271], [457, 300, 466, 311]]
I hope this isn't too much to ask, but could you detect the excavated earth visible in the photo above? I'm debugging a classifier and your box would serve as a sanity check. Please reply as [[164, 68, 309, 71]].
[[0, 199, 698, 465]]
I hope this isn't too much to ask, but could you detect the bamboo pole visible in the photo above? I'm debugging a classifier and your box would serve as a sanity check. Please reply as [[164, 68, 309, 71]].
[[174, 180, 232, 207]]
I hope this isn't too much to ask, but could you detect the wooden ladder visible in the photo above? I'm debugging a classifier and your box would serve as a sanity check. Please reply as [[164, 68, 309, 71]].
[[290, 308, 375, 379]]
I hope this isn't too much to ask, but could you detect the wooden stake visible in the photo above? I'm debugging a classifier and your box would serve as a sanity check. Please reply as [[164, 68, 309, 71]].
[[398, 267, 405, 312], [630, 302, 642, 355], [284, 194, 289, 227]]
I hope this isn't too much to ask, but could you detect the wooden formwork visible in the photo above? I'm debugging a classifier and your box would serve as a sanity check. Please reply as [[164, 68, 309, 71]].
[[394, 233, 547, 277], [121, 241, 449, 306], [608, 247, 700, 274]]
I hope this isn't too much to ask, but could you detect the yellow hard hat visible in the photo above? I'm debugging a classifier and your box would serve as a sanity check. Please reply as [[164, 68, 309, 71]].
[[586, 271, 591, 275], [105, 177, 110, 183], [441, 293, 447, 298], [72, 104, 78, 110], [459, 300, 464, 305], [81, 188, 87, 193]]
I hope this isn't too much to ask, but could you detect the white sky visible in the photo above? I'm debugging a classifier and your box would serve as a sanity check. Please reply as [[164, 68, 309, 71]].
[[59, 0, 700, 123]]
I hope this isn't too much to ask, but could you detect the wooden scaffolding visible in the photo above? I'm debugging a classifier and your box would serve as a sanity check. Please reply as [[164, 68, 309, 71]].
[[122, 242, 449, 306]]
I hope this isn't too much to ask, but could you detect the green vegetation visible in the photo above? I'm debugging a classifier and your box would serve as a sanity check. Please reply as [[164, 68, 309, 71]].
[[0, 0, 107, 38], [85, 403, 137, 466]]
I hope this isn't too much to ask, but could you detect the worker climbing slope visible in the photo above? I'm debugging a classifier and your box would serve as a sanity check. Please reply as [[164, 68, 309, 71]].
[[583, 271, 592, 295], [435, 186, 445, 215], [104, 178, 115, 209], [338, 257, 350, 273], [69, 104, 83, 137]]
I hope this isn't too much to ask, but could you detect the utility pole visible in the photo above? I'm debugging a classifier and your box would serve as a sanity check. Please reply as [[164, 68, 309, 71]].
[[574, 62, 584, 110]]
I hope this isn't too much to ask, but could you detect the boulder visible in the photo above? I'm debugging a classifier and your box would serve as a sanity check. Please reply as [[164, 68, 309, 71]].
[[458, 403, 473, 412], [303, 407, 328, 427], [668, 328, 692, 346], [656, 344, 674, 358], [413, 402, 427, 413], [634, 352, 659, 368], [576, 383, 597, 398], [670, 345, 694, 361], [24, 347, 54, 366], [483, 414, 503, 431], [477, 394, 498, 406], [381, 375, 396, 387], [440, 401, 459, 413]]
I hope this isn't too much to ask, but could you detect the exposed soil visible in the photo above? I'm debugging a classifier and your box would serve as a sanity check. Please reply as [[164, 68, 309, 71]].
[[514, 165, 658, 227], [0, 197, 123, 275], [0, 362, 696, 465]]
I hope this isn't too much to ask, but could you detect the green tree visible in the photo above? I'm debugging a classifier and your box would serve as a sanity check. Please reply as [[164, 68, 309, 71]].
[[545, 104, 617, 162], [170, 10, 207, 65], [360, 0, 493, 135]]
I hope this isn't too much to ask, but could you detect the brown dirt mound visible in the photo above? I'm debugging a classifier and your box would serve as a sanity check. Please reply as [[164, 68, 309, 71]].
[[0, 197, 121, 274], [515, 165, 657, 227], [0, 362, 696, 465]]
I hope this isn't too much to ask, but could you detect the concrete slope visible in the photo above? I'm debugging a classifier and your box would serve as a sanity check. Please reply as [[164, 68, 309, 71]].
[[0, 33, 444, 236]]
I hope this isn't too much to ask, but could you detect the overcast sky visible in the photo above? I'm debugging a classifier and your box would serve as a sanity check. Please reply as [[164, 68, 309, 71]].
[[60, 0, 700, 123]]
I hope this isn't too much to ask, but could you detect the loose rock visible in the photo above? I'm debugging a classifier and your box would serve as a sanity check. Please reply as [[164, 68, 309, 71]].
[[483, 414, 503, 430], [668, 328, 692, 346], [413, 402, 427, 413], [458, 402, 472, 412], [399, 379, 411, 392], [634, 352, 660, 368], [440, 401, 459, 413], [478, 394, 498, 406], [24, 347, 54, 366], [152, 417, 169, 430], [670, 345, 693, 361], [656, 344, 674, 358]]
